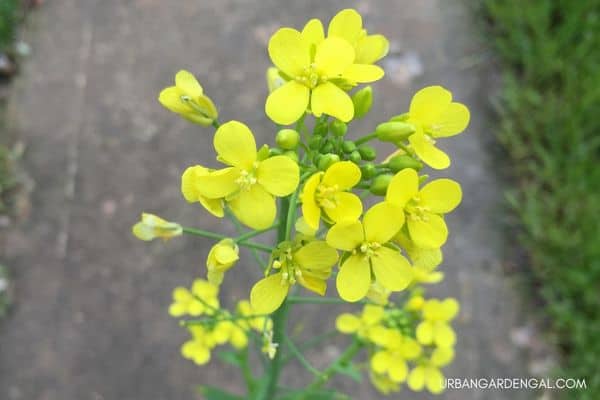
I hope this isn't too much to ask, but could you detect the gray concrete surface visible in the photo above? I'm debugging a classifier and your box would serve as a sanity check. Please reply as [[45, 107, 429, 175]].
[[0, 1, 537, 399]]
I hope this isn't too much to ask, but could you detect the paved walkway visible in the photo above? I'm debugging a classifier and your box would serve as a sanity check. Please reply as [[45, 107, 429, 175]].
[[0, 1, 533, 399]]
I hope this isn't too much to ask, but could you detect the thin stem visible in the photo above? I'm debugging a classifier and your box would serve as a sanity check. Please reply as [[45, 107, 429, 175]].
[[180, 313, 270, 326], [239, 348, 255, 394], [354, 131, 377, 145], [297, 340, 362, 399], [284, 336, 321, 376], [234, 223, 279, 243], [287, 296, 373, 306], [281, 330, 338, 365], [182, 227, 273, 253]]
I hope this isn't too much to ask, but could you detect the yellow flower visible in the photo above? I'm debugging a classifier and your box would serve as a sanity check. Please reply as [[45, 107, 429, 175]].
[[265, 27, 383, 125], [237, 300, 273, 332], [168, 279, 219, 317], [335, 304, 385, 338], [300, 9, 389, 65], [194, 121, 300, 229], [158, 70, 218, 126], [206, 239, 239, 285], [386, 168, 462, 249], [416, 298, 459, 348], [301, 161, 363, 230], [181, 165, 224, 217], [366, 281, 391, 305], [132, 213, 182, 241], [250, 241, 338, 314], [405, 86, 470, 169], [181, 326, 213, 365], [397, 233, 444, 284], [370, 335, 422, 383], [370, 371, 400, 395], [407, 347, 455, 394], [266, 67, 285, 93], [326, 202, 413, 302]]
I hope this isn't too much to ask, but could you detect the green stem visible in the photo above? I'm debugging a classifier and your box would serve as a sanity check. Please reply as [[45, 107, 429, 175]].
[[182, 227, 273, 253], [297, 340, 362, 399], [284, 336, 321, 376], [233, 223, 279, 243], [180, 313, 270, 326], [281, 330, 338, 365], [354, 132, 377, 145], [239, 348, 255, 394]]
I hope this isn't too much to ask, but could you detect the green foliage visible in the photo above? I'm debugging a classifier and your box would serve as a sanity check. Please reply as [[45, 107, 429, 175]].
[[482, 0, 600, 397], [0, 0, 20, 50]]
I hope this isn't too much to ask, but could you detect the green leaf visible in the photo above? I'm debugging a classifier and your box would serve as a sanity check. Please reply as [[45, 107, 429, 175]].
[[196, 385, 243, 400]]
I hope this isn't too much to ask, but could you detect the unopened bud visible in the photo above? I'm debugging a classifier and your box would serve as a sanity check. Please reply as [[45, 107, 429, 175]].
[[342, 140, 357, 154], [369, 174, 394, 196], [330, 120, 348, 137], [376, 122, 415, 142], [276, 129, 300, 150], [388, 155, 423, 172], [358, 145, 377, 161], [361, 163, 376, 179], [283, 150, 299, 163], [348, 150, 362, 163], [318, 153, 340, 170], [352, 86, 373, 119], [390, 112, 409, 122]]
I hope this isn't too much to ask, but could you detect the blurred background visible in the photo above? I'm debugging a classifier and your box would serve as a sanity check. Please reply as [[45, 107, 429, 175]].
[[0, 1, 597, 399]]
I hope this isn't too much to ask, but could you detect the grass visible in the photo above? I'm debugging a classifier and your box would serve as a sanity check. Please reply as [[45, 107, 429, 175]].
[[0, 0, 20, 50], [481, 1, 600, 398]]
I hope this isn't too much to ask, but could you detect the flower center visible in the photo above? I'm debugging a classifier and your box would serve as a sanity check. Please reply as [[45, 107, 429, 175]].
[[357, 241, 381, 258], [235, 164, 259, 191], [273, 249, 302, 286], [315, 183, 339, 209], [295, 63, 327, 89], [405, 196, 430, 222]]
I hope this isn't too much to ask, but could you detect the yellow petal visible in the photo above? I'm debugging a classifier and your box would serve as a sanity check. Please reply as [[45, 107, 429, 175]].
[[425, 367, 445, 394], [434, 324, 456, 348], [198, 196, 224, 218], [342, 64, 384, 83], [407, 366, 426, 391], [407, 213, 448, 249], [428, 102, 470, 138], [336, 254, 371, 302], [314, 37, 355, 76], [409, 132, 450, 170], [228, 184, 276, 229], [431, 347, 455, 367], [386, 168, 418, 207], [195, 167, 240, 199], [298, 275, 327, 296], [158, 87, 191, 114], [301, 18, 324, 47], [311, 82, 354, 122], [265, 81, 310, 125], [250, 273, 289, 314], [416, 321, 434, 345], [214, 121, 257, 169], [371, 247, 413, 291], [362, 304, 385, 324], [355, 34, 389, 64], [175, 70, 203, 97], [300, 172, 324, 230], [326, 220, 364, 251], [419, 179, 462, 214], [268, 27, 310, 77], [322, 161, 361, 190], [324, 192, 363, 223], [441, 298, 460, 321], [294, 241, 338, 271], [132, 222, 154, 241], [181, 165, 206, 202], [371, 351, 391, 374], [409, 86, 452, 125], [363, 202, 404, 243], [335, 313, 360, 333], [328, 8, 362, 44], [389, 361, 408, 382], [257, 155, 300, 196]]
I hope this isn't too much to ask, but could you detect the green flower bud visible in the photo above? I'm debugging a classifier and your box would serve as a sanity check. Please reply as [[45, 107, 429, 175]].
[[275, 129, 300, 150], [342, 140, 357, 153], [330, 120, 348, 137], [321, 142, 334, 154], [308, 135, 322, 150], [369, 174, 394, 196], [257, 144, 270, 161], [268, 147, 283, 156], [361, 162, 376, 179], [349, 150, 362, 163], [375, 122, 415, 142], [388, 155, 423, 172], [358, 145, 377, 161], [318, 153, 340, 170], [283, 150, 299, 163], [352, 86, 373, 119], [314, 122, 328, 136], [390, 112, 409, 122]]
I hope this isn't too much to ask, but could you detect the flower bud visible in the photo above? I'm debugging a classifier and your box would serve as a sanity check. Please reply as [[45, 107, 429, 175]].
[[308, 135, 322, 150], [314, 122, 328, 136], [283, 150, 299, 163], [206, 239, 240, 285], [390, 112, 409, 122], [369, 174, 394, 196], [275, 128, 300, 150], [342, 140, 357, 153], [321, 141, 334, 154], [132, 213, 182, 241], [330, 120, 348, 137], [387, 155, 423, 172], [360, 162, 376, 179], [349, 150, 362, 163], [375, 122, 415, 142], [318, 153, 340, 170], [358, 145, 377, 161], [268, 147, 283, 156], [352, 86, 373, 119]]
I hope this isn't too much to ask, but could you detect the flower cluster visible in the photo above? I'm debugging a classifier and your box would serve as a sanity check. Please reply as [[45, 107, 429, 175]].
[[132, 7, 470, 398]]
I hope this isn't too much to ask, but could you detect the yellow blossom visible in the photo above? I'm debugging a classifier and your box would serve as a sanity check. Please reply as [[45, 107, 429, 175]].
[[370, 335, 422, 383], [158, 70, 218, 126], [407, 347, 455, 394], [265, 26, 384, 125], [250, 241, 338, 314], [237, 300, 273, 332], [416, 298, 459, 348], [366, 281, 391, 305], [132, 213, 182, 241], [326, 202, 413, 301], [181, 325, 213, 365], [206, 239, 239, 285], [335, 304, 385, 338], [168, 279, 219, 317], [370, 371, 400, 395], [181, 165, 224, 217], [386, 168, 462, 249], [301, 161, 363, 230], [194, 121, 300, 229], [405, 86, 470, 169]]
